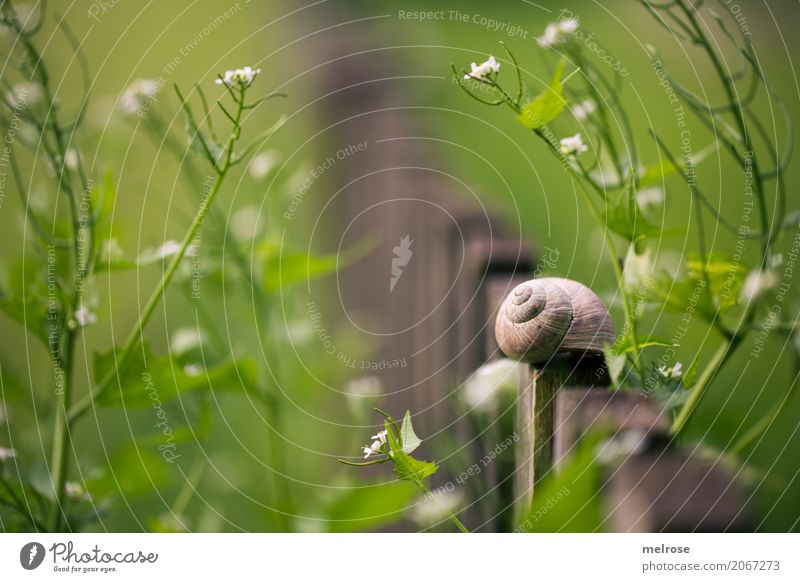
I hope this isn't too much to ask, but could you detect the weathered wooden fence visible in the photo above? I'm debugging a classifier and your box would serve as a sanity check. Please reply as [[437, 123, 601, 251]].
[[491, 277, 750, 532], [312, 10, 747, 532]]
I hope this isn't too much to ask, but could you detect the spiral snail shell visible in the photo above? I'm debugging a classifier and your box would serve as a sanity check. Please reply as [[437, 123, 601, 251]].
[[494, 278, 614, 364]]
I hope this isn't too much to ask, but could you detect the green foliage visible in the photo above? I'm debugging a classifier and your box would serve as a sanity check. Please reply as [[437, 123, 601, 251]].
[[261, 238, 373, 292], [92, 342, 258, 407], [605, 176, 667, 246], [318, 479, 417, 533], [517, 60, 566, 130], [384, 418, 438, 485], [399, 410, 422, 455], [647, 253, 747, 321], [517, 433, 605, 532]]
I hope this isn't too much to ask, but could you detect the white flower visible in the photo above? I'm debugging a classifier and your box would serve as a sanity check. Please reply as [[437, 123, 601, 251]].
[[249, 150, 280, 180], [65, 481, 90, 500], [362, 439, 382, 459], [215, 66, 261, 88], [0, 447, 16, 461], [156, 240, 182, 259], [595, 430, 647, 464], [411, 489, 465, 527], [371, 430, 388, 444], [570, 99, 596, 121], [623, 247, 653, 292], [183, 364, 204, 377], [559, 17, 580, 33], [119, 78, 160, 116], [74, 306, 97, 327], [658, 362, 683, 379], [637, 186, 664, 210], [64, 148, 80, 171], [463, 55, 500, 81], [170, 327, 206, 357], [462, 359, 521, 413], [344, 376, 382, 398], [537, 18, 579, 47], [6, 81, 42, 108], [741, 269, 778, 303], [559, 133, 588, 156], [230, 205, 263, 242], [362, 428, 389, 458]]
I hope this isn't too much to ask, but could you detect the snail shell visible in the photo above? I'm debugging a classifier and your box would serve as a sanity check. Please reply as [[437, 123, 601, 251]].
[[494, 278, 614, 364]]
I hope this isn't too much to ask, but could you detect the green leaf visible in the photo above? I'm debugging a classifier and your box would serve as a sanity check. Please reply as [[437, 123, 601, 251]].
[[0, 258, 62, 345], [611, 334, 672, 355], [91, 169, 117, 234], [392, 450, 438, 484], [384, 419, 438, 485], [92, 342, 258, 407], [637, 142, 716, 187], [400, 410, 422, 455], [686, 253, 747, 314], [321, 479, 416, 533], [603, 343, 626, 386], [517, 60, 566, 129], [86, 446, 170, 499], [605, 175, 665, 244], [95, 239, 182, 272], [261, 237, 373, 292], [517, 431, 606, 532], [682, 353, 700, 390]]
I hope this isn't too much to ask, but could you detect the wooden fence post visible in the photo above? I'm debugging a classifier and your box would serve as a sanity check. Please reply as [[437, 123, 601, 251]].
[[494, 278, 614, 517]]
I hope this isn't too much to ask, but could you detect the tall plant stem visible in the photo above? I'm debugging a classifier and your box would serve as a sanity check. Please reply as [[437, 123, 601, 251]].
[[568, 172, 645, 379], [671, 336, 741, 435], [68, 91, 247, 423], [46, 333, 74, 532], [418, 482, 469, 533]]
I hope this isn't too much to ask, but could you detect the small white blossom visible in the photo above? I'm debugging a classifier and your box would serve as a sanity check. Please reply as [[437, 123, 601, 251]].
[[170, 327, 206, 357], [559, 17, 580, 33], [362, 428, 389, 458], [537, 18, 579, 47], [371, 430, 388, 445], [464, 55, 500, 81], [595, 430, 647, 464], [344, 375, 382, 398], [570, 99, 596, 121], [623, 247, 654, 293], [156, 240, 182, 259], [0, 447, 16, 461], [6, 81, 42, 108], [411, 489, 465, 527], [362, 439, 382, 459], [249, 150, 280, 180], [65, 481, 90, 501], [637, 186, 665, 210], [119, 78, 160, 116], [74, 306, 97, 327], [741, 269, 778, 303], [559, 133, 588, 156], [215, 66, 261, 88], [230, 205, 263, 242], [658, 362, 683, 379], [183, 364, 204, 377], [462, 359, 521, 413], [64, 148, 80, 171]]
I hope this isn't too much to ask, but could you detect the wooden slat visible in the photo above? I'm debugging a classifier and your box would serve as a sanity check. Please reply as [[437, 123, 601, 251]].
[[604, 448, 750, 532], [554, 388, 668, 468]]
